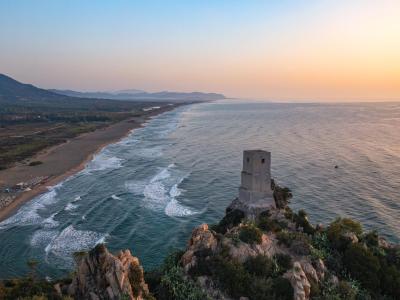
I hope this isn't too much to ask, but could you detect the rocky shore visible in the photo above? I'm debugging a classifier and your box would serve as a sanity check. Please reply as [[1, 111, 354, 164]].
[[1, 179, 399, 300]]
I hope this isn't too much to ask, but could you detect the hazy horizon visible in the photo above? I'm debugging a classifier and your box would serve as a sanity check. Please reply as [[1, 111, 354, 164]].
[[1, 0, 399, 102]]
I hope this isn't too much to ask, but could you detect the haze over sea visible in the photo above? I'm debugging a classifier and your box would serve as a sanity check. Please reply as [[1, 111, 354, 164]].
[[0, 100, 399, 279]]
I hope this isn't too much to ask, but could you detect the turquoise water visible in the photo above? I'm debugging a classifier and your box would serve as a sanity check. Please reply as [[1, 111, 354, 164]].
[[0, 100, 399, 279]]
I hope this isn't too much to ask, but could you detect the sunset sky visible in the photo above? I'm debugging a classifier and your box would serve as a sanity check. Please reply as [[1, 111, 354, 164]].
[[1, 0, 399, 101]]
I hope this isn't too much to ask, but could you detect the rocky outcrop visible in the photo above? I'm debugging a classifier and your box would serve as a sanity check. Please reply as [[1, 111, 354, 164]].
[[65, 244, 150, 300], [284, 262, 311, 300], [181, 224, 218, 272]]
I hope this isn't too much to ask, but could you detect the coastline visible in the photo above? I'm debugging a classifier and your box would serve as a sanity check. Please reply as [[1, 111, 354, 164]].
[[0, 104, 184, 222]]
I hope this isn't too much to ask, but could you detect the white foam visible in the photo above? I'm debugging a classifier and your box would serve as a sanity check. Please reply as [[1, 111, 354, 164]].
[[31, 229, 58, 247], [125, 180, 147, 195], [0, 187, 60, 229], [45, 225, 106, 258], [164, 176, 199, 217], [85, 151, 123, 173], [165, 198, 198, 217], [135, 146, 163, 158], [72, 196, 81, 202], [42, 212, 60, 229], [64, 203, 78, 211], [111, 194, 121, 200]]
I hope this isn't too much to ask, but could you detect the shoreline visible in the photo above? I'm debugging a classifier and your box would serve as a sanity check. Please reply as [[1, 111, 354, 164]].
[[0, 104, 184, 222]]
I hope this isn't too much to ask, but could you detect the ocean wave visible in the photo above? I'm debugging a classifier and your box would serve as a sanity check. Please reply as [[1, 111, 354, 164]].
[[64, 203, 78, 211], [0, 186, 60, 229], [85, 151, 123, 173], [134, 146, 163, 158], [111, 194, 122, 200], [42, 212, 60, 229], [125, 180, 147, 195], [45, 225, 106, 261], [31, 229, 58, 248]]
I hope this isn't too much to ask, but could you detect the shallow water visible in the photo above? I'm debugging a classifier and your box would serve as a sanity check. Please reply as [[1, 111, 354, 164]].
[[0, 100, 399, 278]]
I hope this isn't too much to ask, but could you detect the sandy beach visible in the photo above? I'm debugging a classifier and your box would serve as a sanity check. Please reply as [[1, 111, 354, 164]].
[[0, 104, 180, 222]]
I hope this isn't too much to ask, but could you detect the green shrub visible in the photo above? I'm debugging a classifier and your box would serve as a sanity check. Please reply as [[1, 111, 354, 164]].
[[239, 224, 263, 245], [257, 212, 288, 232], [271, 277, 293, 300], [295, 210, 316, 235], [277, 231, 311, 255], [161, 266, 209, 300], [244, 255, 276, 277], [343, 243, 380, 292], [379, 262, 400, 299], [213, 209, 245, 234], [210, 256, 252, 298], [363, 231, 379, 248], [311, 232, 331, 260], [337, 280, 358, 300], [274, 253, 293, 274], [327, 218, 362, 251]]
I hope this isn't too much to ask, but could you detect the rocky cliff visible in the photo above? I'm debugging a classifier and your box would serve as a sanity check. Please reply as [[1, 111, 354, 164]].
[[1, 182, 399, 300], [60, 244, 151, 300]]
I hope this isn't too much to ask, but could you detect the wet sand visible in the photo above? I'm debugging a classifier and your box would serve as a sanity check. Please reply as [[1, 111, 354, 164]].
[[0, 105, 180, 222]]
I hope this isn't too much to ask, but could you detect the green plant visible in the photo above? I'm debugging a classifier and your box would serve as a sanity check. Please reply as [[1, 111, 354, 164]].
[[161, 266, 209, 300], [327, 218, 362, 251], [239, 224, 263, 244], [257, 212, 287, 232], [244, 255, 276, 277], [271, 277, 294, 300], [343, 243, 380, 292], [213, 209, 245, 234], [274, 253, 293, 274]]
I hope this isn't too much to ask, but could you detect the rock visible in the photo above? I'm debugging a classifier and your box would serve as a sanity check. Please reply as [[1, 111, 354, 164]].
[[300, 260, 319, 283], [378, 237, 392, 249], [66, 244, 150, 300], [284, 262, 311, 300], [181, 224, 218, 272], [223, 232, 278, 263], [313, 258, 327, 281], [342, 232, 359, 244]]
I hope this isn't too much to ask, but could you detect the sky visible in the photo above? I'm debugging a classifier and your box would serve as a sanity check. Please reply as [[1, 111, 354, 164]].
[[0, 0, 399, 102]]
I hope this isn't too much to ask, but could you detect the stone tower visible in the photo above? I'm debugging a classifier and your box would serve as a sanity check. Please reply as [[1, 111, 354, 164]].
[[238, 150, 274, 207]]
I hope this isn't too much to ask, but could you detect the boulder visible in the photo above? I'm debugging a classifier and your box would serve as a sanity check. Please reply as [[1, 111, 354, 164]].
[[284, 262, 311, 300], [181, 224, 218, 272], [66, 244, 150, 300]]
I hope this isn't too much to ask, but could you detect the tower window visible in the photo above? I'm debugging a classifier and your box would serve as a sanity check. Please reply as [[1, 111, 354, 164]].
[[247, 157, 250, 163], [261, 158, 265, 163]]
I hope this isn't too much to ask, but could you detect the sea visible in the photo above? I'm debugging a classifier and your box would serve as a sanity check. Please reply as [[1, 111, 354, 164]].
[[0, 100, 399, 279]]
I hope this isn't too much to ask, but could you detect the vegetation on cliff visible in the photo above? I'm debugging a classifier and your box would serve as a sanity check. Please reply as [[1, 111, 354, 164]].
[[1, 183, 399, 300]]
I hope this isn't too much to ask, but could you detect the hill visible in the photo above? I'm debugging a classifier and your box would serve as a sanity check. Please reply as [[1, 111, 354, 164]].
[[50, 88, 226, 102]]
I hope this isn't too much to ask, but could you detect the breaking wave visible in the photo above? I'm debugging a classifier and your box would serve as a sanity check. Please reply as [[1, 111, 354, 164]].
[[45, 225, 106, 265]]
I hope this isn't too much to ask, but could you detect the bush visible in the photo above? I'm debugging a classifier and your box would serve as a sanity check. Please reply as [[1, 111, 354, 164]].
[[213, 209, 245, 234], [295, 210, 316, 235], [271, 277, 293, 300], [239, 224, 263, 245], [343, 243, 380, 292], [210, 256, 252, 298], [379, 262, 400, 299], [257, 212, 287, 232], [363, 231, 379, 248], [161, 266, 209, 300], [276, 231, 311, 255], [327, 218, 362, 251], [274, 253, 293, 274], [244, 255, 276, 277], [337, 280, 358, 300]]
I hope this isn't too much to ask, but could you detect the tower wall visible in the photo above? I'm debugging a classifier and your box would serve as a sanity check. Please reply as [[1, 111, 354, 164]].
[[238, 150, 273, 203]]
